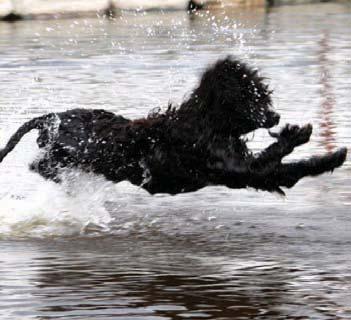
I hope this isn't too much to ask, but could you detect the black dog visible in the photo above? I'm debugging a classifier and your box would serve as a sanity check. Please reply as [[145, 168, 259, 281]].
[[0, 57, 347, 195]]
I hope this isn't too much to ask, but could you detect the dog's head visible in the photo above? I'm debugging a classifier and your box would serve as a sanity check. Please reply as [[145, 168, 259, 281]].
[[188, 56, 280, 135]]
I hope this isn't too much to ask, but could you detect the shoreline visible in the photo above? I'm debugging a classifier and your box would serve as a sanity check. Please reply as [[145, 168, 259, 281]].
[[0, 0, 207, 21], [1, 0, 349, 21]]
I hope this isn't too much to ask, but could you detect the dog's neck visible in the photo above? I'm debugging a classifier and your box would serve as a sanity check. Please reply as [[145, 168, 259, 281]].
[[138, 101, 246, 147], [175, 99, 244, 141]]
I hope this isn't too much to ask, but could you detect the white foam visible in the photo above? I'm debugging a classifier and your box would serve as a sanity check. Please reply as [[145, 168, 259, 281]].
[[0, 171, 114, 239]]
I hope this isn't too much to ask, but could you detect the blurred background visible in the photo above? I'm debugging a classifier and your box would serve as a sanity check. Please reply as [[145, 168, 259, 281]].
[[0, 1, 350, 319], [0, 0, 350, 19]]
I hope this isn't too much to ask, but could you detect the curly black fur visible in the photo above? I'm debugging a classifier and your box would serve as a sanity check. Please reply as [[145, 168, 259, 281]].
[[0, 56, 347, 195]]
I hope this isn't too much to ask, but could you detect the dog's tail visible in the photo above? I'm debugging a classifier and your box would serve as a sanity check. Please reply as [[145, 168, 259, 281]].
[[0, 115, 51, 164]]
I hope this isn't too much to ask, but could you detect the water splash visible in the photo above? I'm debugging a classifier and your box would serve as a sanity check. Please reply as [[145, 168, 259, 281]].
[[0, 171, 114, 239]]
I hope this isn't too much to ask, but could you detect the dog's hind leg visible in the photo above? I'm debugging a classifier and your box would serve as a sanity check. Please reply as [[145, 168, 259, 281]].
[[29, 153, 62, 183], [250, 124, 312, 174], [271, 147, 347, 189]]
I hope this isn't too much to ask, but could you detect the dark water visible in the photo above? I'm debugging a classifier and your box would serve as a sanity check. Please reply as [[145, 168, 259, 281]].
[[0, 3, 351, 319]]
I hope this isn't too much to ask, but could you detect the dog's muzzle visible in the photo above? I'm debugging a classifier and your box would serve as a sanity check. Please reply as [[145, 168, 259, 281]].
[[264, 111, 280, 128]]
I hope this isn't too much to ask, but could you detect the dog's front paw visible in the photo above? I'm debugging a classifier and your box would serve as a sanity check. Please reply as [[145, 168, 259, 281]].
[[269, 123, 312, 147]]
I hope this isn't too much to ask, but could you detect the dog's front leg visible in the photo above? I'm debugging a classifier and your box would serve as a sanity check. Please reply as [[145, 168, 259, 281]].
[[249, 124, 312, 174], [212, 147, 347, 194], [264, 147, 347, 190]]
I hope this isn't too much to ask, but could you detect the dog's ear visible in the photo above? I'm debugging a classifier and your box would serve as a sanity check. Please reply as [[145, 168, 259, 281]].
[[210, 56, 271, 105]]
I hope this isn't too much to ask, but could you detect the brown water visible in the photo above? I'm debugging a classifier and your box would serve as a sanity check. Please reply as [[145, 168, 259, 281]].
[[0, 3, 350, 319]]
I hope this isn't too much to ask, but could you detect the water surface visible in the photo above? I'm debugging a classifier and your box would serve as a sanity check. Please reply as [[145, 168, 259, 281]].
[[0, 3, 350, 319]]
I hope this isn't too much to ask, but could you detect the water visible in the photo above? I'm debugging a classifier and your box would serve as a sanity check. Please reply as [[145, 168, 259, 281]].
[[0, 3, 350, 319]]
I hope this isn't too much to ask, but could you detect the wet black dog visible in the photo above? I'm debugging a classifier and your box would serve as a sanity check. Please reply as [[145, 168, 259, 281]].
[[0, 57, 347, 195]]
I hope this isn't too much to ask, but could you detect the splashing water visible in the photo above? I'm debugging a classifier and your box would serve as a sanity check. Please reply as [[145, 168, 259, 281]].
[[0, 171, 114, 239]]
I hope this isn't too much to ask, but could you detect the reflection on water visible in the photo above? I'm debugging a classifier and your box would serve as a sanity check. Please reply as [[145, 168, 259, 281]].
[[318, 31, 336, 153], [0, 3, 350, 319], [2, 235, 351, 319]]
